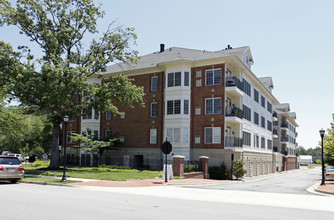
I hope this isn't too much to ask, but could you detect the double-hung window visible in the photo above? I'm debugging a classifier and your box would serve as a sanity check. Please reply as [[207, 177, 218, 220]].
[[261, 116, 266, 128], [243, 79, 251, 96], [205, 127, 221, 144], [167, 100, 181, 115], [243, 105, 251, 121], [105, 130, 111, 139], [151, 76, 158, 91], [267, 120, 272, 131], [151, 102, 158, 117], [267, 101, 272, 113], [184, 72, 189, 86], [205, 98, 221, 114], [206, 69, 222, 86], [166, 128, 180, 143], [261, 137, 265, 149], [82, 108, 92, 120], [184, 100, 189, 115], [243, 131, 251, 146], [167, 72, 181, 87], [254, 112, 259, 125], [106, 111, 112, 120], [261, 96, 266, 108], [254, 89, 259, 103], [150, 129, 157, 144]]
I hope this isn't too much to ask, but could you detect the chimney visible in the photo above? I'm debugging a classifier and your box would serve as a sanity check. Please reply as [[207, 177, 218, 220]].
[[160, 44, 165, 52]]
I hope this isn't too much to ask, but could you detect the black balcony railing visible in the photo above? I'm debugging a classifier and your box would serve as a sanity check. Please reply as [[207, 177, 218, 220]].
[[281, 137, 288, 142], [273, 111, 278, 118], [273, 129, 278, 135], [281, 151, 288, 156], [225, 76, 243, 90], [225, 106, 243, 119], [281, 122, 288, 128], [225, 136, 243, 148]]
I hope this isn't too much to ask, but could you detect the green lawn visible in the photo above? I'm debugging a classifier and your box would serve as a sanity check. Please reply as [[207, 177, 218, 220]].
[[24, 166, 162, 181]]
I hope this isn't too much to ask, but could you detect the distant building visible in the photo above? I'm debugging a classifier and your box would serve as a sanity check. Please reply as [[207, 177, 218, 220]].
[[298, 155, 313, 165]]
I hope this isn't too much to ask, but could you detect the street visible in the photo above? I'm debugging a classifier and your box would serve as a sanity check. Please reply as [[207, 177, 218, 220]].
[[2, 168, 334, 220]]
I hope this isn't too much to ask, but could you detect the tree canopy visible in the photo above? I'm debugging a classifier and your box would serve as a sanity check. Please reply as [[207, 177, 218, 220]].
[[0, 0, 144, 168], [0, 105, 52, 155], [323, 114, 334, 166]]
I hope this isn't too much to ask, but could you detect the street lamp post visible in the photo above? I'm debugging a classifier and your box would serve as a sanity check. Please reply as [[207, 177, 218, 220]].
[[319, 128, 325, 186], [61, 116, 69, 182]]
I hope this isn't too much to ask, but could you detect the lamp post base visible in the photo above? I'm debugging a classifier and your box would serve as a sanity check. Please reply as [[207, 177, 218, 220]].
[[60, 177, 67, 182]]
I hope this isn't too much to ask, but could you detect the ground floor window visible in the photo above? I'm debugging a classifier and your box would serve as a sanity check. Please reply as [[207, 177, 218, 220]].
[[166, 128, 180, 143], [205, 127, 221, 144]]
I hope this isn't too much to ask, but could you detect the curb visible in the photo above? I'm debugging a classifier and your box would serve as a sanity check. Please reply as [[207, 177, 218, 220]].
[[20, 180, 75, 187], [314, 188, 334, 196]]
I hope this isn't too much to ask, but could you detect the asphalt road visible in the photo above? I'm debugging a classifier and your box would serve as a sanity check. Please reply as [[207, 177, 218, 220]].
[[1, 168, 333, 220], [178, 167, 321, 195]]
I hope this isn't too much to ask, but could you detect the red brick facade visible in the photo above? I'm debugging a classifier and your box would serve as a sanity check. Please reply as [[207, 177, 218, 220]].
[[100, 72, 164, 149], [191, 64, 226, 150]]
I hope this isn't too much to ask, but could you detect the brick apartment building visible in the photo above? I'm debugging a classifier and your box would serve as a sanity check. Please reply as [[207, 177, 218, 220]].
[[62, 44, 298, 176]]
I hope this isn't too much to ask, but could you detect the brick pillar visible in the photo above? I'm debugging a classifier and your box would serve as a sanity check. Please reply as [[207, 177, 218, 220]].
[[173, 155, 185, 178], [199, 156, 209, 179]]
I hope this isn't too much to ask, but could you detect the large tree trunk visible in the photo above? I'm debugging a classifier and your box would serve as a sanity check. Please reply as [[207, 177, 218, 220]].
[[49, 122, 60, 169]]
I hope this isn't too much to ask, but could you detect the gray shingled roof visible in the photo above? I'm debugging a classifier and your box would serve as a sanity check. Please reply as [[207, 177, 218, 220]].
[[101, 46, 250, 74]]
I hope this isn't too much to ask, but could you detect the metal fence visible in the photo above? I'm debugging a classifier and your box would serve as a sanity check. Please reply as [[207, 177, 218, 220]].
[[184, 160, 201, 173]]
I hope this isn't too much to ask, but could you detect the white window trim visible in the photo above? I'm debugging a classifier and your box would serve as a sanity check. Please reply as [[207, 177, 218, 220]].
[[205, 127, 221, 144], [151, 102, 158, 117], [205, 68, 222, 86], [205, 97, 221, 115], [150, 129, 157, 144], [151, 76, 158, 91]]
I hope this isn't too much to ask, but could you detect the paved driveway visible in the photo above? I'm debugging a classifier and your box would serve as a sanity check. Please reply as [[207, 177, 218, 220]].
[[178, 168, 321, 195]]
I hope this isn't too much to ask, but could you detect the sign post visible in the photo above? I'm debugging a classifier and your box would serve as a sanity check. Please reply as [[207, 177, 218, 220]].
[[161, 138, 172, 182]]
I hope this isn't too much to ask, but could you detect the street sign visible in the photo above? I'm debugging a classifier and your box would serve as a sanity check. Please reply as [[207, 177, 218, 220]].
[[161, 140, 172, 154]]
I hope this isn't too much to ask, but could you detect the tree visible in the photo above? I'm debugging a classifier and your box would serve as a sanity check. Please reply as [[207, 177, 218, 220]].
[[0, 105, 52, 154], [0, 0, 144, 169], [323, 114, 334, 166], [69, 131, 122, 163], [296, 146, 307, 156], [232, 160, 247, 180]]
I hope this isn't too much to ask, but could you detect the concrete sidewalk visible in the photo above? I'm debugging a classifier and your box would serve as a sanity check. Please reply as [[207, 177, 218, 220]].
[[316, 181, 334, 195]]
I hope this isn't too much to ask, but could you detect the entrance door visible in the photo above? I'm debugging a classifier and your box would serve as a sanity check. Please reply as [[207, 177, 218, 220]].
[[134, 155, 143, 169]]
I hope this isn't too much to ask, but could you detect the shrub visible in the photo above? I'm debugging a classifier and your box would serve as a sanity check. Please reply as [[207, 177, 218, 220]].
[[209, 163, 229, 180], [32, 160, 50, 167], [184, 164, 199, 173], [315, 159, 322, 164], [98, 164, 131, 170], [232, 160, 247, 180]]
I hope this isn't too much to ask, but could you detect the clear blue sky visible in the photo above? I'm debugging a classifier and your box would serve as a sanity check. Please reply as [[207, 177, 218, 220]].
[[2, 0, 334, 149]]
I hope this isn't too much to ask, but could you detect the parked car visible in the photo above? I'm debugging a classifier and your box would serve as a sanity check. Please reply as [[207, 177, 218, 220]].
[[325, 168, 334, 181], [14, 154, 25, 163], [0, 156, 25, 183]]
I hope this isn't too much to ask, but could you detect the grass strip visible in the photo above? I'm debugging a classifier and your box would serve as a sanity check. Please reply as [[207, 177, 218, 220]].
[[22, 176, 80, 184]]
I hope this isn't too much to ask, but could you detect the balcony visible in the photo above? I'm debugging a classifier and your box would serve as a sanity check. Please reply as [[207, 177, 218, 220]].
[[225, 106, 243, 124], [225, 76, 244, 97], [281, 136, 288, 142], [280, 122, 288, 130], [273, 111, 278, 121], [225, 136, 243, 148], [273, 129, 278, 139]]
